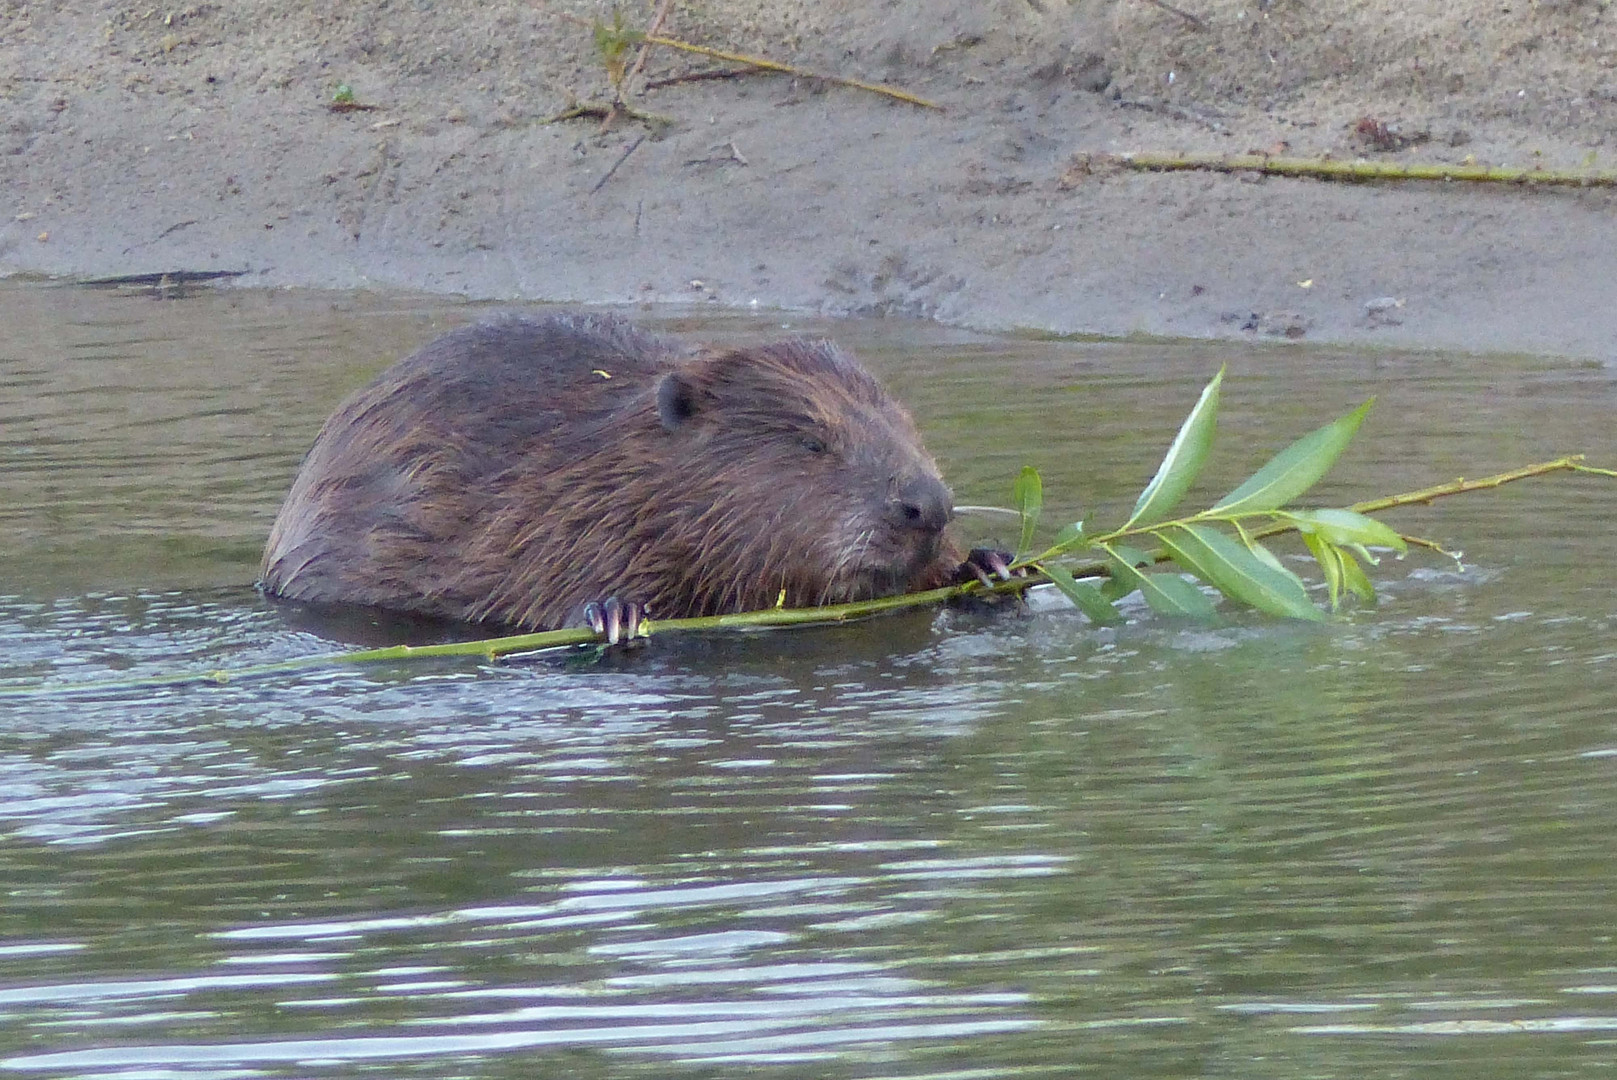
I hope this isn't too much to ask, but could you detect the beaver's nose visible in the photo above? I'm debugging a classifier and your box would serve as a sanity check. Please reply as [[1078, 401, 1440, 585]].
[[889, 473, 953, 534]]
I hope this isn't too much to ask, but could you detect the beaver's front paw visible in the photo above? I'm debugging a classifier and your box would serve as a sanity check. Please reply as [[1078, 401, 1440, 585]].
[[580, 597, 645, 646], [955, 548, 1022, 587]]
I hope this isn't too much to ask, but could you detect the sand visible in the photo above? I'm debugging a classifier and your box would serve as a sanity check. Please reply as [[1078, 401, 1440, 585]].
[[3, 0, 1616, 358]]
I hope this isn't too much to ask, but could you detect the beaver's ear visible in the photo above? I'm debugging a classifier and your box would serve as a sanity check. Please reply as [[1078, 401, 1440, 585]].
[[656, 371, 702, 432]]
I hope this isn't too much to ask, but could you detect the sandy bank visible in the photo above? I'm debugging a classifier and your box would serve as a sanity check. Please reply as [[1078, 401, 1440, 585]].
[[3, 1, 1615, 359]]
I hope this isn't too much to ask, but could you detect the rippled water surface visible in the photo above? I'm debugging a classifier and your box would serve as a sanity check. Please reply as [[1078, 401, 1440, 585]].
[[2, 279, 1616, 1079]]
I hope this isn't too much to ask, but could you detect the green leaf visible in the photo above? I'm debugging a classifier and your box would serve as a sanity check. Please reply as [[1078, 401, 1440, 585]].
[[1109, 543, 1152, 569], [1100, 573, 1134, 602], [1143, 571, 1221, 618], [1098, 542, 1153, 601], [1302, 532, 1378, 609], [1344, 543, 1382, 566], [1049, 520, 1089, 556], [1286, 508, 1407, 555], [1105, 548, 1218, 618], [1210, 398, 1374, 515], [1043, 564, 1123, 625], [1234, 522, 1290, 575], [1012, 466, 1043, 558], [1338, 547, 1377, 603], [1301, 531, 1345, 610], [1156, 523, 1323, 620], [1124, 367, 1223, 528]]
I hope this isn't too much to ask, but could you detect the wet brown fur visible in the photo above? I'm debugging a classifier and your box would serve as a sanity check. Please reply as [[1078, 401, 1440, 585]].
[[260, 313, 966, 630]]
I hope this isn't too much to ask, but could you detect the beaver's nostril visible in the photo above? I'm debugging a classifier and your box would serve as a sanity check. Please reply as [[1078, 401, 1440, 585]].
[[890, 475, 952, 533]]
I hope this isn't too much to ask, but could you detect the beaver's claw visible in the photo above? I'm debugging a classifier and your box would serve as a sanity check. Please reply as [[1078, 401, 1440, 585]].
[[956, 547, 1022, 588], [581, 597, 644, 646]]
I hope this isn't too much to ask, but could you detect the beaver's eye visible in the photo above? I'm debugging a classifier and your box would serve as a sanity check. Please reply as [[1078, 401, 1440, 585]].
[[799, 435, 827, 454]]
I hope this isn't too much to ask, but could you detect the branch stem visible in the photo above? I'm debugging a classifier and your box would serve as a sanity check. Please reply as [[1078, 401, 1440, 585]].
[[1029, 455, 1594, 574], [3, 457, 1603, 699]]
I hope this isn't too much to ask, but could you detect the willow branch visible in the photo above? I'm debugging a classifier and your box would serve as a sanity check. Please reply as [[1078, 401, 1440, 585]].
[[4, 457, 1606, 699], [1343, 455, 1589, 514], [0, 582, 1017, 699], [1046, 456, 1596, 576]]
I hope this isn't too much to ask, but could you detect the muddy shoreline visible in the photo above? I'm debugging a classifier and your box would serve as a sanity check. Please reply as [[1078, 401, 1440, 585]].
[[4, 1, 1616, 359]]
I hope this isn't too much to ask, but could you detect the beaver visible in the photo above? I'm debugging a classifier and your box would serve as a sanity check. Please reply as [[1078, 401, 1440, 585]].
[[260, 313, 1007, 641]]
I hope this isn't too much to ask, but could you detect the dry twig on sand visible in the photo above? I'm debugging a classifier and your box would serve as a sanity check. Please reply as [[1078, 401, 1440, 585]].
[[1065, 151, 1617, 188], [1137, 0, 1207, 31], [635, 32, 941, 110], [544, 6, 941, 113]]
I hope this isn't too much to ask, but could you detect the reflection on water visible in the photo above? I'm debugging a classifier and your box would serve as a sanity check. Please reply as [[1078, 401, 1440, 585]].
[[1, 278, 1616, 1078]]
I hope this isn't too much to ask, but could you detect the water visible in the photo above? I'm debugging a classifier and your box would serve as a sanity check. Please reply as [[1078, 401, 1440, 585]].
[[1, 278, 1616, 1078]]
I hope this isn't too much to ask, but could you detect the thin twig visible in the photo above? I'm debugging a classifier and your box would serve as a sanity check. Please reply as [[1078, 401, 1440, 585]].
[[591, 133, 646, 193], [640, 32, 941, 110], [548, 98, 675, 130], [627, 0, 677, 85], [645, 66, 761, 91], [1346, 456, 1589, 513], [1137, 0, 1207, 30], [1399, 534, 1463, 563], [1082, 151, 1617, 187], [683, 141, 747, 167], [547, 10, 941, 111], [1223, 457, 1589, 551]]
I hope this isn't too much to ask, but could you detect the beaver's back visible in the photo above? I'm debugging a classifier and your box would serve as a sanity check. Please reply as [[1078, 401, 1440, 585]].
[[261, 312, 962, 631], [260, 314, 688, 617]]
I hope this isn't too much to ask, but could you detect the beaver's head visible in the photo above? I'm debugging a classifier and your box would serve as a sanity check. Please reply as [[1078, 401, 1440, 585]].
[[653, 339, 956, 610]]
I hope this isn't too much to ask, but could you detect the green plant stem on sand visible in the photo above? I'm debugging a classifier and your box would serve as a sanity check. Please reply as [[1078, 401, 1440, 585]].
[[5, 456, 1610, 700], [547, 8, 940, 111], [1070, 152, 1617, 187]]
